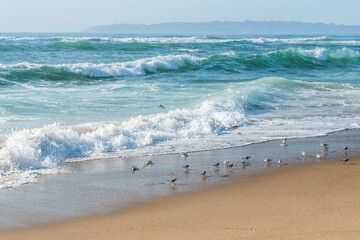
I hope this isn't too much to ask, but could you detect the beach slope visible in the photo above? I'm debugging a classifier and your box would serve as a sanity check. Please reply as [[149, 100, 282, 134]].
[[2, 159, 360, 240]]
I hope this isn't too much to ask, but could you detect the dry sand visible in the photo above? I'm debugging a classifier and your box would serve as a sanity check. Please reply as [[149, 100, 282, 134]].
[[2, 158, 360, 240]]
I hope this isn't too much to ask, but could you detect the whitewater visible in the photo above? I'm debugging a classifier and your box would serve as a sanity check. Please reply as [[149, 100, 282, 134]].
[[0, 33, 360, 188]]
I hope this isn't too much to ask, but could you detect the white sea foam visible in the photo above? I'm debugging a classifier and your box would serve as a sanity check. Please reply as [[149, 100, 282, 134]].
[[176, 49, 199, 52], [0, 36, 42, 41], [60, 37, 110, 42], [268, 47, 360, 60], [1, 35, 359, 46], [299, 48, 360, 60], [0, 100, 246, 187], [82, 36, 329, 44], [218, 51, 236, 57], [0, 54, 203, 77], [318, 40, 360, 45], [242, 36, 327, 44], [0, 36, 330, 44]]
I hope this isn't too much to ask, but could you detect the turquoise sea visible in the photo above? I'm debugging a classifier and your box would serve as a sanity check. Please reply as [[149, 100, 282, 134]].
[[0, 33, 360, 188]]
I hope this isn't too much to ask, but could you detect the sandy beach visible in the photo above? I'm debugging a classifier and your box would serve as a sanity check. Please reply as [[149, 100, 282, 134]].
[[2, 154, 360, 239]]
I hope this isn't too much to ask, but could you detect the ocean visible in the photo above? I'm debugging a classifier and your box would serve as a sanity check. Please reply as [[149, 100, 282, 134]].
[[0, 33, 360, 188]]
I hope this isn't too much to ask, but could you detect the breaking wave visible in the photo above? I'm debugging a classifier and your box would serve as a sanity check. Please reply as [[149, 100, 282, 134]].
[[1, 35, 356, 45], [0, 100, 246, 187], [0, 54, 203, 78], [268, 47, 360, 61], [1, 48, 359, 81]]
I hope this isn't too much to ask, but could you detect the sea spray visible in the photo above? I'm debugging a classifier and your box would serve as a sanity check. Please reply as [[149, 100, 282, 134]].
[[0, 100, 246, 187]]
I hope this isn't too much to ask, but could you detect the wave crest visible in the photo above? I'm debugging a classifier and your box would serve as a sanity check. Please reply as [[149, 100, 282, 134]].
[[272, 47, 360, 61], [0, 100, 246, 187], [0, 54, 203, 77]]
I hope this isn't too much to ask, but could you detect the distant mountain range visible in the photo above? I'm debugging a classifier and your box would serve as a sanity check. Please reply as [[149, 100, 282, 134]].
[[84, 21, 360, 35]]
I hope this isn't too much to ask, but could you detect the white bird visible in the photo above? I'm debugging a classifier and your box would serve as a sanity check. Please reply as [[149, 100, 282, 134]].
[[316, 154, 322, 159], [280, 138, 288, 147], [278, 159, 283, 165], [264, 158, 272, 163], [223, 160, 229, 165], [302, 151, 308, 157], [142, 160, 154, 169], [320, 143, 328, 148], [181, 152, 189, 160], [129, 165, 140, 176]]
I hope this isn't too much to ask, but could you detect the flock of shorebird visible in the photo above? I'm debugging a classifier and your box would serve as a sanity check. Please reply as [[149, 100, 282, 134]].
[[128, 136, 351, 186]]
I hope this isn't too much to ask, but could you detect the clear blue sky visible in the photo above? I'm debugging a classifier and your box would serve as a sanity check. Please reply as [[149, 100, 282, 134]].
[[0, 0, 359, 32]]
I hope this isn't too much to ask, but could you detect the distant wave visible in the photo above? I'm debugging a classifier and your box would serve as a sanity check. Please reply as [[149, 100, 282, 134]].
[[2, 35, 358, 45], [1, 48, 359, 81], [204, 48, 360, 71], [57, 36, 329, 44], [0, 54, 203, 78], [267, 47, 360, 61]]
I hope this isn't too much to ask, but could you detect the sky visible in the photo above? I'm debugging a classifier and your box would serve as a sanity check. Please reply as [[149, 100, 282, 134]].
[[0, 0, 359, 32]]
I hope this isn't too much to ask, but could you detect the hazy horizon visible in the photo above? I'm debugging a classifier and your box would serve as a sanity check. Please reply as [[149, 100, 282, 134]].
[[0, 0, 359, 32], [1, 20, 360, 34]]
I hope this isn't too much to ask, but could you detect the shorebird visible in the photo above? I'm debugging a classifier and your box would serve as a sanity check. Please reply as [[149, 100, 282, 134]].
[[226, 163, 234, 168], [316, 154, 322, 159], [213, 162, 220, 168], [320, 143, 328, 149], [183, 164, 189, 170], [242, 155, 251, 160], [340, 158, 349, 163], [281, 138, 288, 146], [264, 158, 272, 163], [223, 160, 229, 165], [142, 160, 154, 169], [168, 178, 177, 185], [181, 152, 188, 161], [159, 104, 165, 109], [344, 146, 348, 151], [302, 151, 308, 157], [129, 165, 140, 176], [278, 159, 283, 165], [201, 171, 207, 177], [230, 125, 239, 131]]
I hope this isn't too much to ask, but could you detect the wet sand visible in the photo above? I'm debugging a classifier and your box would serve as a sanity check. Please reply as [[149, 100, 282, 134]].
[[0, 129, 360, 239], [2, 156, 360, 239]]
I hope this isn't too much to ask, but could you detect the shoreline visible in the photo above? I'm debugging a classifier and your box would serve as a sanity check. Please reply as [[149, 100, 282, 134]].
[[2, 157, 360, 239], [70, 128, 358, 162], [0, 129, 359, 233]]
